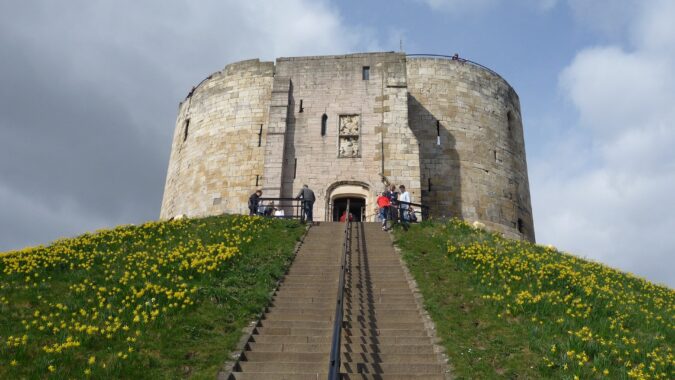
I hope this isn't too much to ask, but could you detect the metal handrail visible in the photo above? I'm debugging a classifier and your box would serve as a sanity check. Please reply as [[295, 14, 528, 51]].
[[328, 199, 351, 380], [255, 197, 305, 221], [394, 200, 430, 220], [406, 53, 507, 84]]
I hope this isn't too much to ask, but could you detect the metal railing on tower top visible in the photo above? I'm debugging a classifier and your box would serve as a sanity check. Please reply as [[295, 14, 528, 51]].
[[406, 53, 507, 84]]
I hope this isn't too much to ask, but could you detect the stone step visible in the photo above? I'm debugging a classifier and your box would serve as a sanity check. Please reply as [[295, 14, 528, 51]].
[[341, 335, 433, 345], [343, 321, 427, 330], [343, 314, 422, 324], [278, 284, 338, 291], [242, 351, 327, 363], [247, 342, 434, 354], [267, 303, 335, 311], [344, 306, 422, 313], [249, 335, 332, 344], [345, 309, 421, 317], [229, 372, 320, 380], [257, 320, 331, 329], [271, 296, 336, 304], [340, 362, 443, 375], [274, 289, 339, 296], [255, 327, 429, 338], [342, 328, 429, 337], [230, 373, 445, 380], [347, 279, 410, 285], [237, 361, 326, 374], [255, 327, 332, 337], [269, 307, 419, 316], [263, 312, 332, 322], [286, 270, 338, 276], [340, 374, 445, 380], [250, 334, 431, 346], [341, 352, 439, 364], [346, 297, 418, 305]]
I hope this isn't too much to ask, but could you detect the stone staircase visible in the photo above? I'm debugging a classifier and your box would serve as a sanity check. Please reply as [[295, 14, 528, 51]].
[[228, 222, 446, 379]]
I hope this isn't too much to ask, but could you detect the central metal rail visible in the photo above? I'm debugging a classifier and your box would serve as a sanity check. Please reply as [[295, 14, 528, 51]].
[[328, 199, 351, 380]]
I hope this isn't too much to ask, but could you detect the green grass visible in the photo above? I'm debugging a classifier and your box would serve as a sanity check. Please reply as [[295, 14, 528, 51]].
[[0, 215, 305, 379], [393, 219, 674, 380]]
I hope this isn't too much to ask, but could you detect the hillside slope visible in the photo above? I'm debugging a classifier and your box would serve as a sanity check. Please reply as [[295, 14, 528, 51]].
[[0, 215, 304, 379], [394, 219, 673, 380]]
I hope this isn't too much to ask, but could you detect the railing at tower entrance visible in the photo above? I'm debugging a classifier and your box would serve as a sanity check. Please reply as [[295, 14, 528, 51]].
[[254, 197, 306, 221]]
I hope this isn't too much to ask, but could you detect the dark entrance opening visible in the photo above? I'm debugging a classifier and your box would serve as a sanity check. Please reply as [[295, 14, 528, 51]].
[[332, 197, 365, 222]]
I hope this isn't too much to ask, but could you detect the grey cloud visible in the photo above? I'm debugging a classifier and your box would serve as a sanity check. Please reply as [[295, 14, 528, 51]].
[[0, 0, 373, 251]]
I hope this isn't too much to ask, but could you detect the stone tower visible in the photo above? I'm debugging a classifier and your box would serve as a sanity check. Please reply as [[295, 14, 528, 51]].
[[160, 52, 535, 241]]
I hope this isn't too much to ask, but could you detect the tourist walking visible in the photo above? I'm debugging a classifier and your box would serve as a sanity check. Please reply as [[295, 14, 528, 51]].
[[377, 192, 391, 230], [296, 184, 316, 223], [248, 189, 262, 216]]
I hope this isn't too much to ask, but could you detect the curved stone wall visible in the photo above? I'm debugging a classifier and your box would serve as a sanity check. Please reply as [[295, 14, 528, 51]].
[[160, 59, 274, 219], [407, 57, 534, 240]]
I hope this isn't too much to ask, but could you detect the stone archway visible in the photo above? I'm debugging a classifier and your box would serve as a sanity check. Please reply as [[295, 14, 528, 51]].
[[325, 181, 372, 221]]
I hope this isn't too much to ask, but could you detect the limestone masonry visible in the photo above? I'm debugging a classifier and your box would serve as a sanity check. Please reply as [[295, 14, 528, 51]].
[[160, 52, 535, 241]]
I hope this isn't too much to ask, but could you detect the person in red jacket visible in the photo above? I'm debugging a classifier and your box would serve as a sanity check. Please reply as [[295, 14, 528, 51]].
[[377, 192, 391, 230], [339, 210, 354, 222]]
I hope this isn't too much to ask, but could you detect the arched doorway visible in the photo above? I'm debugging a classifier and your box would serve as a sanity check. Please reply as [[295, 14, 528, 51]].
[[325, 181, 371, 222], [332, 197, 366, 221]]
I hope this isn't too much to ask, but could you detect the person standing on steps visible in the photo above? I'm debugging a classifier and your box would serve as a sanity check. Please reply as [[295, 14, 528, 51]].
[[296, 184, 316, 223], [398, 185, 411, 228], [386, 184, 399, 225], [248, 189, 262, 216], [377, 191, 391, 230]]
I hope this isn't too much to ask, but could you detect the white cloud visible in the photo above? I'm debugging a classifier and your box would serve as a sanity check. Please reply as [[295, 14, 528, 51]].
[[533, 0, 675, 287]]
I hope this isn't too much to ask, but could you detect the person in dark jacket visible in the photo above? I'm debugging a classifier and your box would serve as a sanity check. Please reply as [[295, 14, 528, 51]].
[[296, 185, 316, 222], [248, 190, 262, 215]]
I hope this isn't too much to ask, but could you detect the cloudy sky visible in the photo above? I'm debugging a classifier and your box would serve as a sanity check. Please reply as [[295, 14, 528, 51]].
[[1, 0, 673, 287]]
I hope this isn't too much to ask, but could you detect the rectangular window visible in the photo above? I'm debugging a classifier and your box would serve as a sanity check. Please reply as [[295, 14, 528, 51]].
[[362, 66, 370, 80]]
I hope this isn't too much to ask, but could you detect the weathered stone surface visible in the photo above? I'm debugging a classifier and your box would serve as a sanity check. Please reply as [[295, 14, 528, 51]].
[[160, 53, 535, 241]]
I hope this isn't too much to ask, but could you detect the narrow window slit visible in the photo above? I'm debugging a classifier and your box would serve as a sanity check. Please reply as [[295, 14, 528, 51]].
[[183, 118, 190, 142], [362, 66, 370, 80], [299, 100, 304, 113], [293, 158, 297, 179], [258, 124, 263, 147], [255, 175, 259, 187], [321, 114, 327, 136], [436, 120, 441, 146], [428, 178, 432, 192]]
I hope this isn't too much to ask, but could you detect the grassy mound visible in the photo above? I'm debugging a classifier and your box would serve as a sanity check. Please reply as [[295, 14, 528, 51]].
[[394, 219, 673, 380], [0, 215, 304, 379]]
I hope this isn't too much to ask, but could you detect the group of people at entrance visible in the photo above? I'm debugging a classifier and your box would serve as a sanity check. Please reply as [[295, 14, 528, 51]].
[[376, 184, 415, 231], [248, 183, 415, 228]]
